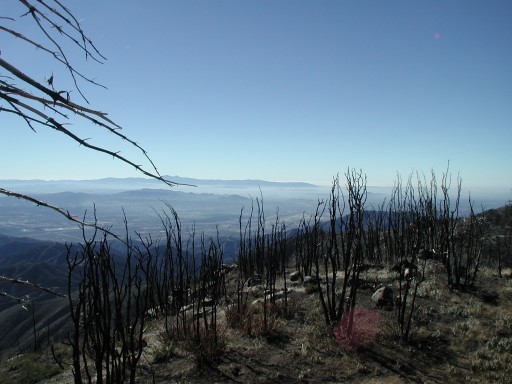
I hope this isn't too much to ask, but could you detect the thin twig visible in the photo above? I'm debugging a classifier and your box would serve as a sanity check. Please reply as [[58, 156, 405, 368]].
[[0, 276, 65, 298]]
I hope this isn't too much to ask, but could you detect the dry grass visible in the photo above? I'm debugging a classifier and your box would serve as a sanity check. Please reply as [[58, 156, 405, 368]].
[[6, 264, 512, 384], [0, 345, 67, 384]]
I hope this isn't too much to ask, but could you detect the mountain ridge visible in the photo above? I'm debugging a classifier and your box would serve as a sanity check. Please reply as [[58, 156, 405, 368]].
[[0, 176, 321, 193]]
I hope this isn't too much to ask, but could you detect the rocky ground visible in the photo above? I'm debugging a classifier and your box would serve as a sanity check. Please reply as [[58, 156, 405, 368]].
[[2, 263, 511, 384]]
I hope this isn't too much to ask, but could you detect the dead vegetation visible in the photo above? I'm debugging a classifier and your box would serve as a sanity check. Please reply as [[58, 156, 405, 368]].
[[3, 3, 510, 382], [5, 264, 508, 384], [1, 169, 510, 384]]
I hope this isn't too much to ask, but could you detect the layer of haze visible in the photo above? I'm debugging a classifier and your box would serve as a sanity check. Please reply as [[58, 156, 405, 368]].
[[1, 0, 511, 189]]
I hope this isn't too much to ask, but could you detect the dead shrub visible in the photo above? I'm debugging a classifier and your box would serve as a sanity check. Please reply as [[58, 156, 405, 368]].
[[225, 300, 289, 339], [271, 297, 299, 320], [184, 322, 227, 366], [225, 304, 244, 329], [225, 303, 253, 336]]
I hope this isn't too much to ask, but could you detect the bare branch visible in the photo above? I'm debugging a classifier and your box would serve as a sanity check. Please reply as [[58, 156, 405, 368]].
[[0, 276, 65, 298], [0, 25, 107, 89], [0, 187, 125, 242], [1, 2, 182, 186]]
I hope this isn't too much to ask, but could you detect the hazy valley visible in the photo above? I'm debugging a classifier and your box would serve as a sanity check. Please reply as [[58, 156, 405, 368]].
[[0, 177, 352, 245], [1, 176, 508, 245]]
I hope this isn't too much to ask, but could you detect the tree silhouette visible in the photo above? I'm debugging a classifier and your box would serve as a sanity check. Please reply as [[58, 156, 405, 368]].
[[0, 1, 176, 192], [0, 1, 178, 304]]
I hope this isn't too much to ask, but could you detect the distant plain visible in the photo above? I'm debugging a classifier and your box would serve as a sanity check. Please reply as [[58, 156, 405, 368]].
[[0, 177, 509, 246]]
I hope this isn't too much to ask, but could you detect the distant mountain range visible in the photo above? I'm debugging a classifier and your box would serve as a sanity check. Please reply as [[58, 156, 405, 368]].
[[167, 176, 319, 188], [0, 176, 322, 194], [1, 176, 509, 243]]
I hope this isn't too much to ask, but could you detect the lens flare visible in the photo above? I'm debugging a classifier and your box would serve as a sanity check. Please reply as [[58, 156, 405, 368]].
[[333, 307, 381, 351]]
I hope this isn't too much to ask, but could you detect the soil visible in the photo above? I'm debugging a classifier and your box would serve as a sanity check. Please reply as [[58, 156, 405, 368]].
[[6, 264, 512, 384]]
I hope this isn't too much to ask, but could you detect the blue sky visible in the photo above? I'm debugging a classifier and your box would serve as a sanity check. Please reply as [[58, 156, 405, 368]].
[[1, 0, 511, 188]]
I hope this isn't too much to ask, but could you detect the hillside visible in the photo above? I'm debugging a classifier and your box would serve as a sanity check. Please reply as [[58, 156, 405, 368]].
[[1, 263, 511, 384], [1, 199, 511, 383], [0, 235, 70, 354]]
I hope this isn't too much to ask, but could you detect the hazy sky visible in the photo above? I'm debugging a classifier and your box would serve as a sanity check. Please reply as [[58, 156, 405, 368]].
[[2, 0, 511, 188]]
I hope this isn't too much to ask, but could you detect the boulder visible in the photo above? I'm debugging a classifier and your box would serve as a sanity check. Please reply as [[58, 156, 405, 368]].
[[247, 285, 264, 296], [391, 259, 417, 275], [289, 271, 302, 282], [267, 289, 288, 301], [404, 267, 418, 280], [251, 298, 264, 307], [501, 267, 512, 279], [371, 286, 394, 308], [202, 297, 215, 306], [303, 275, 319, 286]]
